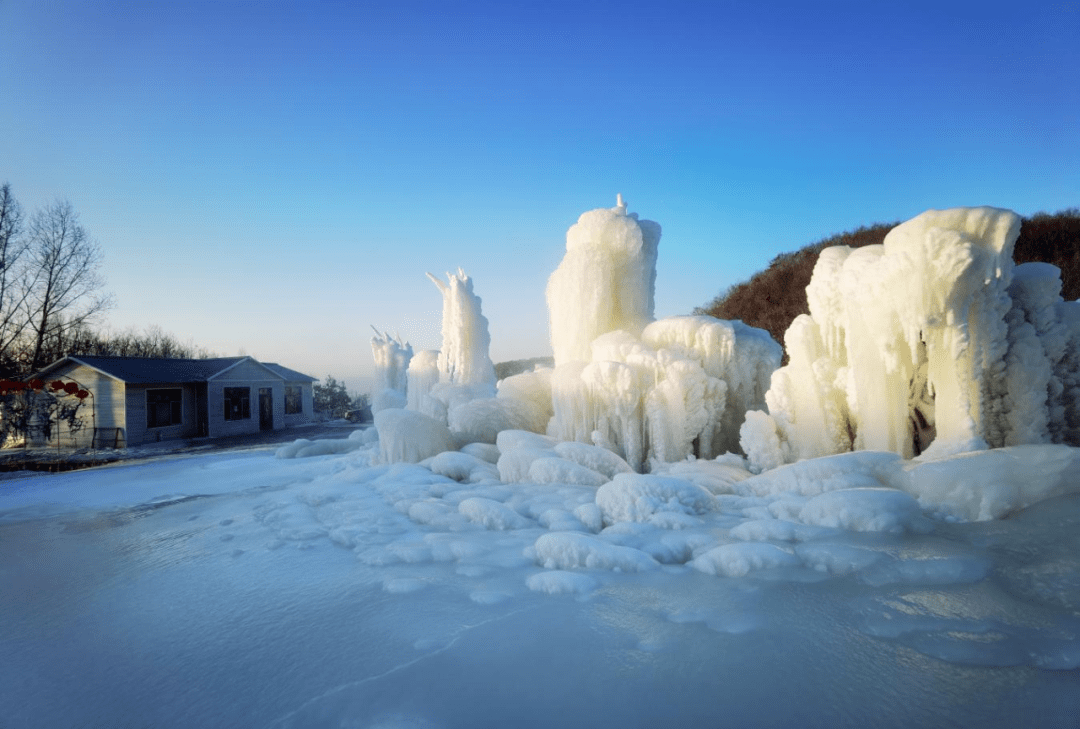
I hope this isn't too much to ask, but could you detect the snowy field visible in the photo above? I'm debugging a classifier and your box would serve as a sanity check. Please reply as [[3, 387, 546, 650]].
[[2, 435, 1080, 728]]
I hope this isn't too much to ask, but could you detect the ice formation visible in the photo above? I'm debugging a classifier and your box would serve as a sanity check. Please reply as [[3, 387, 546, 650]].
[[743, 206, 1080, 471], [369, 328, 412, 412], [543, 198, 780, 470], [374, 197, 779, 467], [426, 269, 497, 388], [546, 193, 662, 366]]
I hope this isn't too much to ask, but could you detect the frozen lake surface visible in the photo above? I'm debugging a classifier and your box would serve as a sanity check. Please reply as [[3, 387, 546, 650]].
[[2, 446, 1079, 728]]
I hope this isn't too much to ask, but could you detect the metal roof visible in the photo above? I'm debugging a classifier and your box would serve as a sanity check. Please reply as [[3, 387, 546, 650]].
[[64, 356, 250, 384], [33, 355, 313, 385], [262, 363, 318, 382]]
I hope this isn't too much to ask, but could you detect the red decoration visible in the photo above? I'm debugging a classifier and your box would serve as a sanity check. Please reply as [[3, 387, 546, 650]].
[[63, 382, 80, 395], [50, 380, 66, 391], [76, 389, 89, 400], [29, 379, 44, 390]]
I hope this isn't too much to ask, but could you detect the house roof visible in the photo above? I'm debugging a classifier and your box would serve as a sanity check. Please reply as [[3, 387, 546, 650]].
[[33, 355, 315, 385], [262, 363, 318, 382], [59, 356, 250, 384]]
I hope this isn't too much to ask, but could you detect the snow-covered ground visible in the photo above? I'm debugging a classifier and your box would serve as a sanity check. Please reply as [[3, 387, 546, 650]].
[[2, 435, 1079, 728]]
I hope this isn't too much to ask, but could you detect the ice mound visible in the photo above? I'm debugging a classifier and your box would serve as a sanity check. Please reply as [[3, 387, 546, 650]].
[[460, 442, 500, 464], [375, 408, 457, 464], [446, 396, 534, 445], [691, 542, 801, 577], [738, 450, 905, 499], [458, 497, 533, 530], [495, 367, 553, 434], [276, 428, 376, 459], [531, 532, 658, 572], [745, 207, 1080, 470], [595, 473, 717, 525], [797, 488, 927, 533], [526, 457, 609, 487], [904, 444, 1080, 521], [553, 441, 633, 479], [525, 570, 598, 595], [427, 451, 499, 483], [651, 454, 754, 494]]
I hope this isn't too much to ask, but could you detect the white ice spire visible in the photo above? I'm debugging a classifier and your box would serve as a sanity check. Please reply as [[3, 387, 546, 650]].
[[616, 193, 626, 212]]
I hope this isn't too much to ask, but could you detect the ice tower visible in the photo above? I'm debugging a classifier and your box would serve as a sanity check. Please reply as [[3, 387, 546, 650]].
[[546, 195, 661, 366], [427, 269, 496, 388], [370, 328, 412, 412]]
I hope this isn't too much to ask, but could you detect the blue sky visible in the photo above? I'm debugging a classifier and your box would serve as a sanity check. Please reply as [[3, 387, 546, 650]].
[[2, 0, 1077, 392]]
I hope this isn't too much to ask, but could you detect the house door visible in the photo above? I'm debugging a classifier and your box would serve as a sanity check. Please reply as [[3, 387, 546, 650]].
[[259, 388, 273, 431]]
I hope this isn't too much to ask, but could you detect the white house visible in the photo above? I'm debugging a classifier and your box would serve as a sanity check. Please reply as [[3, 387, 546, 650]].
[[28, 355, 317, 447]]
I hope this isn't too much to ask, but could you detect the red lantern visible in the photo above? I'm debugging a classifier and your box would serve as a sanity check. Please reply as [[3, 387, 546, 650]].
[[63, 382, 80, 395], [76, 389, 89, 400], [29, 379, 44, 390], [50, 380, 65, 391]]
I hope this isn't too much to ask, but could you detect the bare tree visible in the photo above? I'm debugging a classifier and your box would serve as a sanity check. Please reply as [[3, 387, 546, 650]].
[[22, 200, 113, 371], [0, 183, 33, 372]]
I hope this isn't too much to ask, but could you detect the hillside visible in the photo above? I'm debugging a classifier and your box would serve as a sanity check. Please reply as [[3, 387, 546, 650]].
[[696, 208, 1080, 355]]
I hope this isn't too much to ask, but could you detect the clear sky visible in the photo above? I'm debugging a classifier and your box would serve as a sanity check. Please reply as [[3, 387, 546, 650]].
[[2, 0, 1077, 393]]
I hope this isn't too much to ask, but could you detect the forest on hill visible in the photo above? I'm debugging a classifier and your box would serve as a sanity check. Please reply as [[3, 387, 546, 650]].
[[696, 208, 1080, 355]]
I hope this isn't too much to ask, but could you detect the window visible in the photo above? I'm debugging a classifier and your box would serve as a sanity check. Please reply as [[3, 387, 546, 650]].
[[285, 386, 303, 415], [224, 387, 250, 421], [147, 389, 182, 428]]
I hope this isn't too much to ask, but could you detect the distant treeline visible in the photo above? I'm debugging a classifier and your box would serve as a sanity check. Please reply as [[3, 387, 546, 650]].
[[696, 208, 1080, 357]]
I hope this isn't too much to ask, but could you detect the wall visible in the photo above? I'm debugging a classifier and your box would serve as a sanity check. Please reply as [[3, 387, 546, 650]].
[[282, 382, 314, 427], [37, 362, 126, 449], [206, 359, 286, 438], [124, 383, 201, 446]]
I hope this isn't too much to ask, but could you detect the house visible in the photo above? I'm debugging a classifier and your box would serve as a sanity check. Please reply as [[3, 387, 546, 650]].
[[27, 355, 317, 448]]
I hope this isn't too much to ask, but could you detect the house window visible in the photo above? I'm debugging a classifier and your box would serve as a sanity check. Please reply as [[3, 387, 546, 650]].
[[147, 389, 182, 429], [224, 387, 250, 421], [285, 386, 303, 415]]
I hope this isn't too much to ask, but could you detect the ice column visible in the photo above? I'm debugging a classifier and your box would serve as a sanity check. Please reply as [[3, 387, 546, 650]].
[[370, 328, 413, 412], [546, 195, 661, 366], [742, 206, 1080, 471], [427, 269, 496, 388]]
